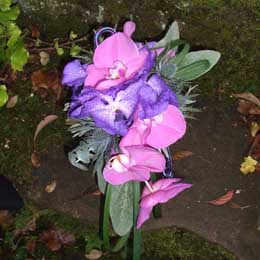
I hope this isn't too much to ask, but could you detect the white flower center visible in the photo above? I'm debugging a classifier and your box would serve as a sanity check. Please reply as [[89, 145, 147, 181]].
[[108, 154, 130, 172]]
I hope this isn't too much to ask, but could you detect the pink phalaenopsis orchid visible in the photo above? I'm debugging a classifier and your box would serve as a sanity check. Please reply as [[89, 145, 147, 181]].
[[84, 21, 148, 90], [103, 146, 165, 185], [137, 179, 192, 228], [120, 105, 186, 149]]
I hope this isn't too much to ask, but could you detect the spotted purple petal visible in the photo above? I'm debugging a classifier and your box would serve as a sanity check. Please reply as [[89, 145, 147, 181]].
[[139, 74, 178, 119]]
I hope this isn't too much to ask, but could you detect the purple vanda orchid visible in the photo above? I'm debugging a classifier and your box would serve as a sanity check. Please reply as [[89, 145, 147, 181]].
[[84, 22, 148, 90], [69, 77, 143, 136], [103, 146, 166, 185], [120, 104, 186, 149], [139, 74, 179, 119], [137, 179, 192, 228], [62, 60, 88, 87]]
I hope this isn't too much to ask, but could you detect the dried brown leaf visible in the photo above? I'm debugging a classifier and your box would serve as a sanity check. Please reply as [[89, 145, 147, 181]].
[[31, 152, 41, 168], [40, 229, 75, 252], [40, 230, 61, 251], [57, 230, 76, 245], [236, 99, 260, 115], [45, 180, 57, 193], [6, 95, 18, 108], [233, 92, 260, 108], [31, 70, 62, 100], [85, 249, 103, 260], [173, 150, 193, 161], [0, 210, 13, 227], [33, 115, 58, 142], [208, 190, 234, 206], [229, 202, 241, 209], [26, 240, 36, 254], [31, 25, 40, 38], [91, 189, 102, 196]]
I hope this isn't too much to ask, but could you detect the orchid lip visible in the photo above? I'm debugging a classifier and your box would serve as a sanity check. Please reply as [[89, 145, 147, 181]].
[[108, 154, 131, 172], [106, 60, 127, 80]]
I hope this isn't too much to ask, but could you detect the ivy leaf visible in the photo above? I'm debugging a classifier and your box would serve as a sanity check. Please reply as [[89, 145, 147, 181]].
[[70, 43, 81, 57], [110, 182, 134, 236], [7, 22, 22, 49], [154, 21, 179, 49], [0, 85, 8, 107], [0, 5, 20, 22], [0, 0, 12, 12], [10, 41, 29, 71]]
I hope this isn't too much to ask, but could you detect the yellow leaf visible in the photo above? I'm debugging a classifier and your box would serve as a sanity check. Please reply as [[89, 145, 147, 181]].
[[240, 156, 257, 175], [251, 122, 260, 137]]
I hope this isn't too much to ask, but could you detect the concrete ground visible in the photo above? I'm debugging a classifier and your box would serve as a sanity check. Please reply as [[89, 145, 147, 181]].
[[31, 100, 260, 260]]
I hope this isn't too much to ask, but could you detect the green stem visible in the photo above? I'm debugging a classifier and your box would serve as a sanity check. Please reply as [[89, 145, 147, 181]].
[[111, 231, 130, 253], [133, 182, 142, 260], [103, 184, 112, 250]]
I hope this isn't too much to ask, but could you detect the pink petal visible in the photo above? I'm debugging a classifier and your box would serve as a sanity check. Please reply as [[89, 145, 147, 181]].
[[103, 165, 150, 185], [136, 206, 153, 229], [147, 105, 186, 148], [84, 64, 108, 87], [95, 77, 125, 90], [159, 183, 192, 203], [156, 48, 176, 57], [141, 179, 182, 198], [125, 50, 148, 78], [93, 32, 140, 68], [141, 183, 152, 198], [123, 21, 136, 38], [126, 146, 166, 172], [119, 124, 150, 147], [140, 190, 166, 208], [151, 178, 182, 193]]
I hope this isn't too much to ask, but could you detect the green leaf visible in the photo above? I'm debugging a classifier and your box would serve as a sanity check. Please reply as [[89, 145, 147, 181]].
[[157, 39, 185, 61], [10, 40, 29, 71], [0, 5, 20, 22], [103, 184, 112, 250], [175, 60, 210, 81], [54, 38, 64, 56], [0, 0, 12, 11], [111, 231, 130, 253], [160, 63, 177, 79], [133, 182, 141, 260], [0, 86, 8, 107], [7, 22, 21, 49], [110, 182, 134, 236], [70, 43, 81, 57], [177, 50, 221, 80], [94, 156, 107, 194], [69, 30, 78, 40], [154, 21, 179, 49], [170, 43, 190, 65]]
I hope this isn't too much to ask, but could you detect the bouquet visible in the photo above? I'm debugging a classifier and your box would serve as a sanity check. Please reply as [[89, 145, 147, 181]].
[[62, 21, 220, 259]]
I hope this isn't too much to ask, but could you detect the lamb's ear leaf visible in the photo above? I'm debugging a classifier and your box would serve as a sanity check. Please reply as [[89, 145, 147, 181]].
[[110, 182, 134, 236], [176, 50, 221, 80], [154, 21, 179, 49]]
